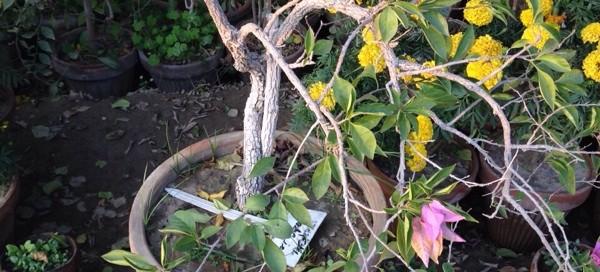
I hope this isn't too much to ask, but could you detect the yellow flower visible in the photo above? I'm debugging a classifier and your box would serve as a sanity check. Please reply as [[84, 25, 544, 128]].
[[466, 59, 503, 90], [400, 55, 417, 84], [406, 138, 428, 172], [355, 0, 363, 5], [581, 22, 600, 44], [449, 32, 464, 58], [470, 35, 504, 56], [326, 8, 337, 14], [308, 81, 336, 110], [526, 0, 553, 16], [545, 13, 566, 25], [361, 27, 375, 43], [521, 24, 555, 49], [520, 9, 534, 27], [420, 60, 437, 80], [464, 0, 494, 27], [583, 49, 600, 83], [358, 43, 386, 73], [416, 115, 433, 142]]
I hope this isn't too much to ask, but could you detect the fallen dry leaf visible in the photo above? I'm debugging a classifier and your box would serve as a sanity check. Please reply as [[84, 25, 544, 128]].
[[197, 189, 210, 200], [209, 190, 227, 201], [214, 214, 224, 227]]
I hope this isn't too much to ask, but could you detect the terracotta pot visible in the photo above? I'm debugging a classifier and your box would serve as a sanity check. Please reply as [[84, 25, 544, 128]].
[[366, 140, 478, 204], [1, 232, 79, 272], [0, 175, 20, 252], [51, 27, 140, 99], [479, 151, 595, 252], [129, 131, 387, 270], [139, 48, 224, 92], [530, 242, 593, 272]]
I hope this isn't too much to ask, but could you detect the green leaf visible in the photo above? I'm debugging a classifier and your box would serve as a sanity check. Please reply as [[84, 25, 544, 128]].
[[38, 53, 52, 65], [102, 250, 157, 270], [111, 99, 130, 110], [344, 261, 360, 272], [37, 40, 52, 53], [426, 165, 455, 188], [536, 54, 571, 72], [304, 27, 315, 55], [378, 7, 398, 43], [556, 69, 584, 84], [3, 0, 15, 10], [452, 25, 474, 61], [98, 191, 113, 200], [350, 123, 377, 159], [98, 56, 123, 70], [263, 219, 293, 239], [40, 26, 55, 40], [268, 200, 288, 220], [423, 11, 449, 36], [200, 225, 222, 239], [496, 248, 518, 258], [262, 239, 286, 272], [312, 157, 332, 199], [420, 24, 448, 59], [43, 179, 62, 195], [393, 1, 424, 22], [313, 39, 333, 56], [536, 68, 556, 110], [213, 198, 231, 210], [247, 156, 276, 179], [96, 160, 107, 168], [244, 194, 270, 212], [226, 217, 246, 248], [55, 166, 68, 175], [250, 224, 266, 251], [283, 187, 309, 204], [285, 201, 313, 227], [333, 75, 356, 114]]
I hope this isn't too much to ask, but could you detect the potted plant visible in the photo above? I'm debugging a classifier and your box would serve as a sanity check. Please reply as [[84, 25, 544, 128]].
[[530, 239, 600, 271], [2, 232, 79, 272], [132, 1, 224, 92], [50, 0, 139, 99], [0, 139, 19, 251]]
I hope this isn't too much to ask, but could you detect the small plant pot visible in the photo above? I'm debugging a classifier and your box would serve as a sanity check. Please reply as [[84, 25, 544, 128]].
[[138, 48, 224, 92], [530, 242, 594, 272], [0, 175, 20, 253], [51, 27, 140, 99], [1, 233, 80, 272], [478, 151, 595, 252]]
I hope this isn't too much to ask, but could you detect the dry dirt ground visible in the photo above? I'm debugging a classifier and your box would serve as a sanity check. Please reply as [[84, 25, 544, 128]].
[[3, 82, 599, 271]]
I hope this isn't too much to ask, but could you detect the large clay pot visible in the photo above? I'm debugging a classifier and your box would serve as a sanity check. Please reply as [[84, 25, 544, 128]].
[[479, 150, 595, 252], [139, 48, 224, 93], [51, 27, 139, 99], [0, 175, 20, 253], [129, 131, 387, 270], [1, 232, 80, 272]]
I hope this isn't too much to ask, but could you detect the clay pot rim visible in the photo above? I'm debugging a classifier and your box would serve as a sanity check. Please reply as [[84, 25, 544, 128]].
[[4, 232, 79, 272], [128, 131, 387, 270]]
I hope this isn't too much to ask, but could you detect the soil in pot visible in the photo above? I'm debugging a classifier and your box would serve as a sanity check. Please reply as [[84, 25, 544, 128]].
[[144, 137, 373, 271]]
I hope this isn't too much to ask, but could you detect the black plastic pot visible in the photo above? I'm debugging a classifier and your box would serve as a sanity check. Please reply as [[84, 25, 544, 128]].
[[51, 27, 139, 99], [138, 48, 224, 93]]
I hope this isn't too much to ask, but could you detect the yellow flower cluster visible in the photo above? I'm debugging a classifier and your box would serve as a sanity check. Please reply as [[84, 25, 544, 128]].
[[582, 49, 600, 83], [406, 115, 434, 172], [581, 22, 600, 44], [464, 0, 494, 27], [470, 35, 503, 56], [466, 59, 503, 90], [358, 43, 386, 73], [526, 0, 553, 16], [362, 27, 375, 43], [521, 24, 555, 49], [308, 81, 336, 110], [449, 32, 464, 58], [520, 9, 534, 27]]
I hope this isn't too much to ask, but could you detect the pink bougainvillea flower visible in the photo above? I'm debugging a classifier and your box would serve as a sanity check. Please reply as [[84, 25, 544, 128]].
[[411, 200, 465, 267], [591, 239, 600, 267]]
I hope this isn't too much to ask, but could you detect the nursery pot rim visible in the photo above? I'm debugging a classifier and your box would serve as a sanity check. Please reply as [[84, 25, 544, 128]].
[[2, 232, 79, 272], [128, 131, 386, 270], [530, 242, 593, 272]]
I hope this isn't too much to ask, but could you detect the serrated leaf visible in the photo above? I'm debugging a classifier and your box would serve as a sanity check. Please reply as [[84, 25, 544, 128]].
[[262, 219, 292, 239], [247, 156, 276, 179], [244, 194, 270, 212], [262, 239, 286, 272], [111, 99, 130, 110], [268, 200, 287, 221]]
